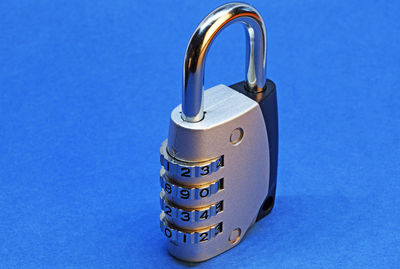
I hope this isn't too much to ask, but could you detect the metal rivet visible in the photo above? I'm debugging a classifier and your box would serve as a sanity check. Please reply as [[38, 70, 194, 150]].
[[228, 228, 241, 244], [230, 128, 244, 145]]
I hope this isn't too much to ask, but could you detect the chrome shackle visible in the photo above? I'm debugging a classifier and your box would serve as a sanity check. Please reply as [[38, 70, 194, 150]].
[[182, 2, 268, 122]]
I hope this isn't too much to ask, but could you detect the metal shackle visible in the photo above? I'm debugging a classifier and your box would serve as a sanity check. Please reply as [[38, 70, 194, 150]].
[[182, 2, 268, 122]]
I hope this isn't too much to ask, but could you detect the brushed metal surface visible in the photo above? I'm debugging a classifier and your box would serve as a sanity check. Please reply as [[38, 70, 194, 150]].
[[161, 84, 270, 262]]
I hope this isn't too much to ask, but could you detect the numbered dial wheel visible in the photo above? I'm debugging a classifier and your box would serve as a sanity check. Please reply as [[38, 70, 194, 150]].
[[160, 196, 224, 223], [160, 214, 223, 244], [160, 140, 224, 179], [160, 171, 224, 201]]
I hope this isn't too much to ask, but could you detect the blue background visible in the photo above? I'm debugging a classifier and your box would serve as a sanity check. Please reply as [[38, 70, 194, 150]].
[[1, 0, 399, 268]]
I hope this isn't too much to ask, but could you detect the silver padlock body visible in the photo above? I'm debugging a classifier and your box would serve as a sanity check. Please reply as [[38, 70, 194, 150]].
[[160, 84, 270, 262]]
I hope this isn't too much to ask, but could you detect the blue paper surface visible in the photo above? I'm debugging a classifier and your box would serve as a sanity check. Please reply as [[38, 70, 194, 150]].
[[0, 1, 399, 268]]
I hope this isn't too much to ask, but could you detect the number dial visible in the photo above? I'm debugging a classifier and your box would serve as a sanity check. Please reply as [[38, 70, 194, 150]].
[[160, 144, 224, 179], [160, 215, 223, 244], [160, 173, 224, 201], [160, 197, 224, 223]]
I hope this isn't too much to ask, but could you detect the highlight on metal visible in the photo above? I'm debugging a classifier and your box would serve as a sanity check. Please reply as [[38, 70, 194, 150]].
[[182, 2, 268, 122]]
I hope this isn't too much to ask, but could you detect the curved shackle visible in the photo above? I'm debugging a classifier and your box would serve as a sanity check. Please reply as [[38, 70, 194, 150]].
[[182, 2, 268, 122]]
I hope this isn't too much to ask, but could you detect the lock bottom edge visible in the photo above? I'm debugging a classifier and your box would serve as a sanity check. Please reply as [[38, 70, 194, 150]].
[[166, 236, 241, 263]]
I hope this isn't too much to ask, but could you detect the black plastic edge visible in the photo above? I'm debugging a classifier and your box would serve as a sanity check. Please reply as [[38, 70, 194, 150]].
[[229, 79, 278, 222]]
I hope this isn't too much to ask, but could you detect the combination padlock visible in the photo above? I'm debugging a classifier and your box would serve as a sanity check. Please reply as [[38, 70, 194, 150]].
[[159, 2, 278, 262]]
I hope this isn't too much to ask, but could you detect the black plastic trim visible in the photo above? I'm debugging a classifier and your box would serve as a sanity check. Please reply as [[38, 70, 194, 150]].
[[229, 79, 278, 222]]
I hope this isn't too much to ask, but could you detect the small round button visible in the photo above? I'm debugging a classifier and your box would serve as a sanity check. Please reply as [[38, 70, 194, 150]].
[[228, 228, 241, 244], [230, 128, 244, 145]]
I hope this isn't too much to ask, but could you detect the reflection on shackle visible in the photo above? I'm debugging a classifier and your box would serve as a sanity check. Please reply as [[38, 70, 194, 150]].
[[182, 3, 268, 122]]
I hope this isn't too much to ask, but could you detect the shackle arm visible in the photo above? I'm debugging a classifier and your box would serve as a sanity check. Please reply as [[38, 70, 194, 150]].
[[182, 2, 268, 122]]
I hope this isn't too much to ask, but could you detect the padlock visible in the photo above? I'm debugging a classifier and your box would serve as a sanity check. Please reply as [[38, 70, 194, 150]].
[[159, 2, 278, 262]]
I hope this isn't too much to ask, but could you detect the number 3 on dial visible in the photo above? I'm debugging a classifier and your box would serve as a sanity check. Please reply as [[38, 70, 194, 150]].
[[180, 211, 190, 222], [200, 165, 210, 176]]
